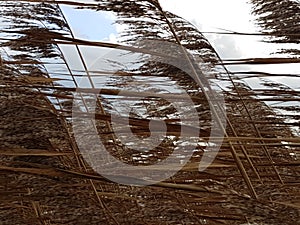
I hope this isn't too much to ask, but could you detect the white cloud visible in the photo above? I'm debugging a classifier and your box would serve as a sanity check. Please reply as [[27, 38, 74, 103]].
[[160, 0, 299, 78], [160, 0, 255, 33], [109, 33, 118, 43], [209, 35, 242, 58], [160, 0, 258, 63]]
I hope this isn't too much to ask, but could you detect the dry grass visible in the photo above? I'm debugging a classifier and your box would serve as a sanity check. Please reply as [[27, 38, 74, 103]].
[[0, 0, 299, 224]]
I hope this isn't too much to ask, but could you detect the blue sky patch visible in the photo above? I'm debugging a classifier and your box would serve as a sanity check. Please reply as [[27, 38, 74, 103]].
[[61, 6, 117, 41]]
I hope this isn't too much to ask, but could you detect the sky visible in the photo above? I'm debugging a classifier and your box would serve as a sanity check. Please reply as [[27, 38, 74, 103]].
[[60, 0, 299, 89], [61, 0, 267, 59], [159, 0, 300, 89], [160, 0, 258, 57], [61, 6, 117, 41]]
